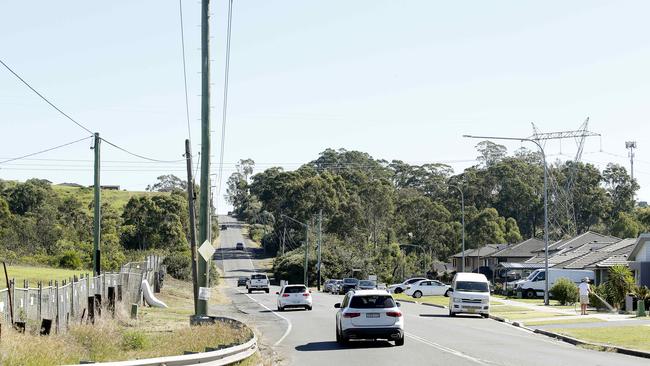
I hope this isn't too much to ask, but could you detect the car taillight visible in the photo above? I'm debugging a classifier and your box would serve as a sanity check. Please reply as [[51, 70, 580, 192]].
[[386, 311, 402, 317], [343, 312, 360, 318], [282, 294, 290, 297], [303, 293, 310, 297]]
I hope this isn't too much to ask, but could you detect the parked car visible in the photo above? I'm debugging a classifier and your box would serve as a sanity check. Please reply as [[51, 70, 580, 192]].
[[448, 273, 490, 318], [387, 277, 428, 294], [237, 276, 248, 287], [235, 242, 244, 250], [358, 280, 377, 290], [277, 284, 312, 311], [221, 225, 228, 230], [404, 279, 451, 298], [331, 280, 344, 295], [513, 269, 595, 299], [340, 278, 359, 294], [334, 289, 404, 346], [324, 279, 339, 293], [247, 273, 270, 293]]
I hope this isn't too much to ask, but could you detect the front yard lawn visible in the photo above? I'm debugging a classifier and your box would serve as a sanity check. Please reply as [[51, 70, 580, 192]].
[[546, 326, 650, 351], [392, 293, 449, 307]]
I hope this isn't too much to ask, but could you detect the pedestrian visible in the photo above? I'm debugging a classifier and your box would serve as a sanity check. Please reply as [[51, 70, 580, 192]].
[[579, 277, 591, 315]]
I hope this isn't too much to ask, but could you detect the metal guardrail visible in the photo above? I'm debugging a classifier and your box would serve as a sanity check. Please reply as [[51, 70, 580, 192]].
[[67, 334, 257, 366]]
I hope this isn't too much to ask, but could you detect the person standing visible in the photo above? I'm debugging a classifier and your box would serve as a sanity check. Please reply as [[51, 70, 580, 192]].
[[579, 277, 592, 315]]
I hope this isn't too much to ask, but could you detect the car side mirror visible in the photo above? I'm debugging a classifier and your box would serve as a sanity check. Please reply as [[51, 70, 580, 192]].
[[396, 302, 401, 307], [334, 303, 341, 309], [275, 292, 279, 295]]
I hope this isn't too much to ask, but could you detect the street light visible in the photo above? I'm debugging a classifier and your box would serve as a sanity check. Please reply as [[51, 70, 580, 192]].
[[463, 134, 550, 306], [280, 214, 310, 286], [451, 185, 466, 272]]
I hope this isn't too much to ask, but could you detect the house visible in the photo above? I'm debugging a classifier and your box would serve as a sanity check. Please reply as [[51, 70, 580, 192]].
[[489, 238, 545, 264], [451, 244, 509, 272], [526, 231, 619, 265], [628, 233, 650, 287]]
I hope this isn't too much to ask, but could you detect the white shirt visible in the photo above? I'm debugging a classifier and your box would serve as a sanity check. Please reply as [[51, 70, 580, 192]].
[[579, 282, 590, 296]]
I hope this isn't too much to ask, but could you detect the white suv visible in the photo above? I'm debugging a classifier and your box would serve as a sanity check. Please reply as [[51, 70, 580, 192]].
[[247, 273, 270, 293], [334, 290, 404, 346], [277, 284, 313, 311]]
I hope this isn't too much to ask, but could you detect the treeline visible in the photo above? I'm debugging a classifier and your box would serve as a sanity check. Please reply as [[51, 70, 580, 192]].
[[0, 176, 215, 279], [227, 144, 648, 284]]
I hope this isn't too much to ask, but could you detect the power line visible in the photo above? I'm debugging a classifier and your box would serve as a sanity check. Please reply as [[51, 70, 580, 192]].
[[0, 59, 94, 135], [178, 0, 192, 144], [216, 0, 234, 208], [0, 136, 93, 165], [102, 138, 185, 163]]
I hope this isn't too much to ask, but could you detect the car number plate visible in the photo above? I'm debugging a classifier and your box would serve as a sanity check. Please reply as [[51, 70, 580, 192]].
[[467, 308, 476, 313], [366, 313, 380, 318]]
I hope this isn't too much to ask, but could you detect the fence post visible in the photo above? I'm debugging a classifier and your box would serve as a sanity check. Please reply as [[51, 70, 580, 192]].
[[37, 282, 42, 324], [23, 280, 28, 323], [54, 280, 59, 334], [70, 277, 75, 318]]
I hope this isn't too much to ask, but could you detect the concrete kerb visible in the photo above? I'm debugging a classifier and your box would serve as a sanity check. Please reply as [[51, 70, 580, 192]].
[[488, 314, 650, 360]]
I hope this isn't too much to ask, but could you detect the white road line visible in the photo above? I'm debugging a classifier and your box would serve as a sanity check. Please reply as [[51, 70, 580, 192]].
[[405, 332, 494, 365]]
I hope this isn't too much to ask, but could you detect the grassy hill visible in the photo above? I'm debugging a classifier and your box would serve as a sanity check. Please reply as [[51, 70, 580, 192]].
[[53, 185, 168, 211]]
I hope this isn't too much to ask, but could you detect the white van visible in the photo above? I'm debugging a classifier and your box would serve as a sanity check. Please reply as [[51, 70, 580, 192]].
[[448, 273, 490, 318], [514, 269, 594, 299]]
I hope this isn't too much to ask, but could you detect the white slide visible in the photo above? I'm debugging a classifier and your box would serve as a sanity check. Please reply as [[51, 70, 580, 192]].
[[141, 279, 168, 308]]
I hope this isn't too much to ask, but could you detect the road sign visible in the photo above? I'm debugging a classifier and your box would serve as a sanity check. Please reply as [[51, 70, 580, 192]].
[[198, 287, 211, 300], [198, 240, 215, 262]]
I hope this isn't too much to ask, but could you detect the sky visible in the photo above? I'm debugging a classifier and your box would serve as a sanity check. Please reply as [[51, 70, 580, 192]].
[[1, 0, 650, 213]]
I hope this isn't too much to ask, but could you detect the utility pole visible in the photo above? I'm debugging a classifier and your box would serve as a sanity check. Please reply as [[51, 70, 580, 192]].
[[452, 185, 465, 272], [626, 141, 637, 182], [281, 224, 286, 257], [317, 209, 322, 291], [185, 139, 199, 314], [196, 0, 211, 317], [281, 214, 309, 286], [92, 132, 101, 276]]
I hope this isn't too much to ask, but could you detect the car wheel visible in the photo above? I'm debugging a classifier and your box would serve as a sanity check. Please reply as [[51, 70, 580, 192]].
[[306, 306, 312, 311], [449, 310, 456, 317], [481, 313, 489, 318], [525, 289, 536, 299], [395, 336, 405, 346], [413, 291, 423, 299], [394, 288, 403, 294], [336, 327, 342, 343], [277, 306, 283, 312], [248, 289, 252, 294], [265, 289, 269, 294], [444, 289, 451, 297]]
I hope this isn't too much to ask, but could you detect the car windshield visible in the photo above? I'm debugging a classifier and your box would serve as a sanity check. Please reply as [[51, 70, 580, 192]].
[[251, 274, 266, 280], [359, 280, 374, 286], [455, 281, 489, 292], [343, 278, 358, 284], [350, 295, 396, 309], [239, 277, 247, 280], [525, 270, 539, 281], [406, 278, 423, 284], [284, 286, 306, 293]]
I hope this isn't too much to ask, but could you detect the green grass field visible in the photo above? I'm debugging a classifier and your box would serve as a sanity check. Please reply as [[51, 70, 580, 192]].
[[53, 185, 167, 212], [547, 326, 650, 351], [392, 293, 449, 307], [1, 265, 91, 289], [490, 304, 569, 321], [524, 317, 602, 327]]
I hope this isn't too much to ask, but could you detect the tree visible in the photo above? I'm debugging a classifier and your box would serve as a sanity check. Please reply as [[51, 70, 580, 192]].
[[604, 265, 635, 309], [146, 174, 187, 193], [603, 163, 639, 218], [121, 194, 188, 252], [476, 141, 507, 167], [236, 158, 255, 182], [611, 212, 643, 239]]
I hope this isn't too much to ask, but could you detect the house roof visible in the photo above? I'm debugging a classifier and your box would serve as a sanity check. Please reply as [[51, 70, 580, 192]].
[[532, 231, 620, 253], [545, 238, 637, 270], [495, 262, 545, 270], [452, 244, 508, 258], [490, 238, 545, 258], [628, 233, 650, 261], [595, 254, 630, 268]]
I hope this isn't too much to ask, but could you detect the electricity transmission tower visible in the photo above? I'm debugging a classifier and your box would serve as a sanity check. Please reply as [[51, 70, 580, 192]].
[[530, 118, 600, 239]]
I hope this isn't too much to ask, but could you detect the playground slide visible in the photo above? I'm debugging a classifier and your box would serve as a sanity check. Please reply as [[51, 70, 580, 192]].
[[141, 279, 168, 308]]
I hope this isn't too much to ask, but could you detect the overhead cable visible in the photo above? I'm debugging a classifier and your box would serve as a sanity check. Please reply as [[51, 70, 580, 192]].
[[0, 135, 93, 165]]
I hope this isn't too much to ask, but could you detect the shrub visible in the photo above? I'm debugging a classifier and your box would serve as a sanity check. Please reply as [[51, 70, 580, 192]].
[[58, 250, 83, 270], [589, 284, 608, 309], [550, 277, 579, 305], [162, 251, 191, 280], [604, 265, 635, 309], [248, 224, 268, 243], [121, 330, 147, 351]]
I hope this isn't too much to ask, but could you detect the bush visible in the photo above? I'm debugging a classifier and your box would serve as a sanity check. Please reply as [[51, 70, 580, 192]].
[[550, 277, 579, 305], [58, 250, 83, 270], [589, 284, 608, 309], [248, 224, 268, 243], [604, 265, 635, 310], [162, 251, 192, 280]]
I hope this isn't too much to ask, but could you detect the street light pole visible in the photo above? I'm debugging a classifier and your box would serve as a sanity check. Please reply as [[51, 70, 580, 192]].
[[463, 134, 550, 305], [452, 185, 465, 272], [399, 244, 427, 276]]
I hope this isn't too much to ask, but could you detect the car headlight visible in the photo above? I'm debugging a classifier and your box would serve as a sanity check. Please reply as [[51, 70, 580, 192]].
[[453, 297, 462, 303], [482, 298, 489, 304]]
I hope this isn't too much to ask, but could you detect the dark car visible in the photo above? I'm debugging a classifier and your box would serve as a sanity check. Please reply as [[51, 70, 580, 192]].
[[340, 278, 359, 294], [236, 242, 244, 250], [221, 225, 228, 230], [237, 276, 248, 287]]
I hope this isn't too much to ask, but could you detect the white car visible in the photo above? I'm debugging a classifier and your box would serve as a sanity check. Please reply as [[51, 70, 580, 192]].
[[334, 289, 404, 346], [277, 284, 312, 311], [387, 277, 428, 294], [404, 279, 451, 298], [247, 273, 270, 293]]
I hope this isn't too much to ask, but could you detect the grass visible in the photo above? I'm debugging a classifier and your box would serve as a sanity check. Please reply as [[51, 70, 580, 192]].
[[492, 295, 576, 309], [53, 185, 167, 212], [547, 326, 650, 351], [392, 293, 449, 307], [0, 277, 248, 365], [524, 317, 603, 327], [1, 265, 90, 289], [490, 305, 570, 321]]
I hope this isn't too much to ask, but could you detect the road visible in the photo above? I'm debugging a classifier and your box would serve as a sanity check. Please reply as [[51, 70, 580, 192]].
[[215, 216, 646, 366]]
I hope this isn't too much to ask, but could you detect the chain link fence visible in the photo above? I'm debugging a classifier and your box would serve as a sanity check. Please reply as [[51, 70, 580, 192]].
[[0, 255, 162, 334]]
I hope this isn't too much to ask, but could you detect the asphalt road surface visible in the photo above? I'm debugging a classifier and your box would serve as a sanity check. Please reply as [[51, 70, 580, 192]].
[[215, 216, 645, 366]]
